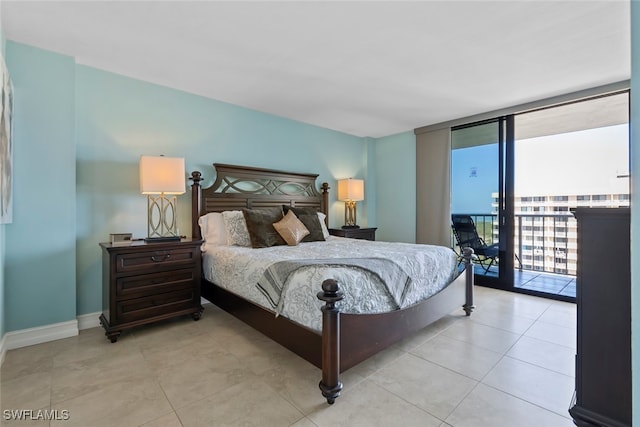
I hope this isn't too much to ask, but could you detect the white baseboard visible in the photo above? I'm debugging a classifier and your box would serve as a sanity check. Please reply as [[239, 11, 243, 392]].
[[0, 333, 6, 366], [0, 306, 207, 367], [4, 320, 78, 352], [0, 313, 102, 367], [77, 312, 101, 330]]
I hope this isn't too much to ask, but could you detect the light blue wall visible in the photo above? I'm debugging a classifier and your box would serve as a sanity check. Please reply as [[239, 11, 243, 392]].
[[0, 14, 5, 339], [630, 1, 639, 424], [361, 137, 377, 228], [374, 131, 416, 243], [2, 41, 368, 324], [75, 64, 368, 315], [5, 42, 77, 331]]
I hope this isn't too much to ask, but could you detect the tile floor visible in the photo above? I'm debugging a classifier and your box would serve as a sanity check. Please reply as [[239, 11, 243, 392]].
[[472, 265, 576, 299], [514, 271, 576, 298], [1, 286, 577, 426]]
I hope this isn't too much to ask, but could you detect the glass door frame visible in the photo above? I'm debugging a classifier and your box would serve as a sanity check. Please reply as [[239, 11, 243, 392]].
[[451, 115, 516, 291], [498, 115, 515, 290]]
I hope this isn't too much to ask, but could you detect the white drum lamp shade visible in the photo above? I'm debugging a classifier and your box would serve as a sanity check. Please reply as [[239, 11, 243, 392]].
[[139, 155, 185, 241]]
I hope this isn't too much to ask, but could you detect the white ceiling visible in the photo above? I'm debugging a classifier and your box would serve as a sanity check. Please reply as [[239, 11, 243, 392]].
[[1, 1, 631, 138]]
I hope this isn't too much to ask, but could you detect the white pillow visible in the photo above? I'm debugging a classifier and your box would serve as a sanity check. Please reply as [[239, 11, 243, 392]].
[[222, 210, 252, 247], [317, 212, 330, 239], [198, 212, 228, 246]]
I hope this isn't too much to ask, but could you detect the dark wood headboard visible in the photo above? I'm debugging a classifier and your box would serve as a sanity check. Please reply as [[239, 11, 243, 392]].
[[190, 163, 330, 239]]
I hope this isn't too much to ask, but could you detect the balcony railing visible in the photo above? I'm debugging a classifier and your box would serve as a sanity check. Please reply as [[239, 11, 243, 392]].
[[452, 213, 577, 276]]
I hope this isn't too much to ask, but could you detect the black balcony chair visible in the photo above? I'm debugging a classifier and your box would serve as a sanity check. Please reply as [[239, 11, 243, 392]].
[[451, 214, 499, 274]]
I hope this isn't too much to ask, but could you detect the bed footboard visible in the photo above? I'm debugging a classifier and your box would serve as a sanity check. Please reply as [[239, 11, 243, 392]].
[[317, 247, 475, 404]]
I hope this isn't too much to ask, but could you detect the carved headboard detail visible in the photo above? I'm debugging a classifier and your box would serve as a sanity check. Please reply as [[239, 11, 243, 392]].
[[190, 163, 330, 239]]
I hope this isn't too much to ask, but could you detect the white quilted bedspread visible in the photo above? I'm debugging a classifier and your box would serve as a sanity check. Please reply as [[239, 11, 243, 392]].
[[202, 236, 459, 332]]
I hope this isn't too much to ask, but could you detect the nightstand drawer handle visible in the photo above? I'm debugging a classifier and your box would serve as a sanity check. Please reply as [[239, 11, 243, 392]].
[[151, 254, 171, 262]]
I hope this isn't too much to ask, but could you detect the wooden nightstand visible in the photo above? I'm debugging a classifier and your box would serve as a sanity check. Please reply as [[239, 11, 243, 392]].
[[99, 238, 204, 342], [328, 227, 377, 241]]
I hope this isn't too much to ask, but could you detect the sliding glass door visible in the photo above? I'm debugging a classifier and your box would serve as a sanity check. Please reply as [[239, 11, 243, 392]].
[[451, 116, 515, 289], [451, 91, 629, 302], [512, 92, 629, 299]]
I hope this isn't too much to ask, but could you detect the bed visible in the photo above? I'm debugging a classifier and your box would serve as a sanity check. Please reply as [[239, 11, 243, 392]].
[[190, 163, 475, 404]]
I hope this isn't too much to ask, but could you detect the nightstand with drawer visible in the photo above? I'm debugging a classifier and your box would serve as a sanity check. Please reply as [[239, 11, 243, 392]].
[[99, 239, 204, 342], [328, 227, 377, 241]]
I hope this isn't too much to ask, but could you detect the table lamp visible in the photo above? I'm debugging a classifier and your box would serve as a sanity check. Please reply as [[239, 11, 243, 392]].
[[139, 155, 185, 242]]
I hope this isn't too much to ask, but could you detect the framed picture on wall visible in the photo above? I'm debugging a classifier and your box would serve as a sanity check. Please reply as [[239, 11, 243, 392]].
[[0, 54, 13, 224]]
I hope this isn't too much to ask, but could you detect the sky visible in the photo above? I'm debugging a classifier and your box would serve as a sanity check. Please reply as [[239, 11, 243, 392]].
[[451, 124, 629, 214]]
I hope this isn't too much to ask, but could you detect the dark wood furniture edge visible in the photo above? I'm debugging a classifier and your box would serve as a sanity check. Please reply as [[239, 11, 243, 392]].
[[191, 170, 203, 239], [569, 404, 630, 427], [569, 207, 631, 426], [191, 163, 474, 404], [328, 227, 377, 241], [99, 306, 203, 343]]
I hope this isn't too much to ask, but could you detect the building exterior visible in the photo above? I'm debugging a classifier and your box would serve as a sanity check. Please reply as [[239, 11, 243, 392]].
[[490, 192, 630, 275]]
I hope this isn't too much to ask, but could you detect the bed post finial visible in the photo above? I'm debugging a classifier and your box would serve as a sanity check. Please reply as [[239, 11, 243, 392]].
[[321, 182, 330, 226], [317, 279, 343, 404], [462, 247, 476, 316], [190, 171, 203, 240]]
